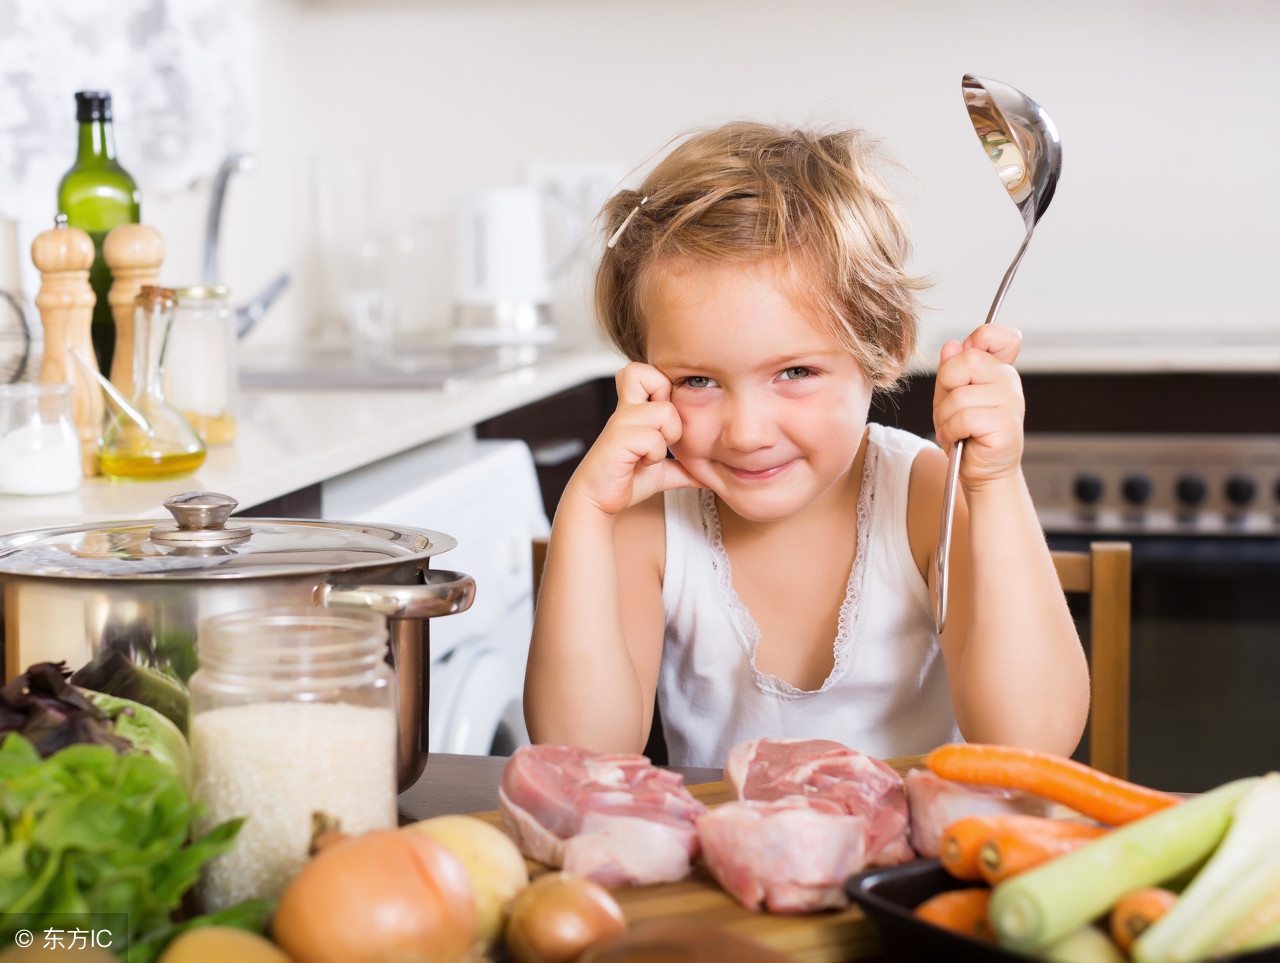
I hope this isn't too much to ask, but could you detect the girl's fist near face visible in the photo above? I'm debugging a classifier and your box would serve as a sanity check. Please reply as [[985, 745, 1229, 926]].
[[567, 362, 701, 517]]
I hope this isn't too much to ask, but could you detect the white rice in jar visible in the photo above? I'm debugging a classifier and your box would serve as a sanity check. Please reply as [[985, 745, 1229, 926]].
[[192, 700, 397, 911]]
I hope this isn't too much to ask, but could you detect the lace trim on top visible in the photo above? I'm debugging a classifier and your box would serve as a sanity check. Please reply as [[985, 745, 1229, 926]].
[[700, 436, 881, 699]]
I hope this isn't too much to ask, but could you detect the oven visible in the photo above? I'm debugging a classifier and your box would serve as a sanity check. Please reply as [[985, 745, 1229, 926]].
[[1025, 433, 1280, 793], [876, 371, 1280, 793]]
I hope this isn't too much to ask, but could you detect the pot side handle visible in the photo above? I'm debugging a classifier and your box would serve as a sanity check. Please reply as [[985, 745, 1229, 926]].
[[315, 569, 476, 619]]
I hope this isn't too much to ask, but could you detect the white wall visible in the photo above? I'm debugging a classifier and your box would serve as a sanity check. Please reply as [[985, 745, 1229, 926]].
[[6, 0, 1278, 363]]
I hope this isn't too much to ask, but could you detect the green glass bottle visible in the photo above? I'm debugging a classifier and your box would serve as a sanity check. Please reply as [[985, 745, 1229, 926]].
[[57, 90, 141, 374]]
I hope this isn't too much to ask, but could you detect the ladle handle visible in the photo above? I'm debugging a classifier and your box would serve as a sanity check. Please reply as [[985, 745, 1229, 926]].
[[934, 440, 962, 633], [933, 224, 1036, 634], [982, 228, 1035, 327]]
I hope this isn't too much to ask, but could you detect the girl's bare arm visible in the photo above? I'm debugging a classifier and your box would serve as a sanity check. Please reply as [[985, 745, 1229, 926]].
[[912, 324, 1089, 756], [523, 363, 698, 752]]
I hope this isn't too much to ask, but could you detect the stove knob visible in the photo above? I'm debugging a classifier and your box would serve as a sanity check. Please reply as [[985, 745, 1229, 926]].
[[1073, 474, 1105, 506], [1225, 475, 1256, 507], [1121, 474, 1153, 506], [1175, 474, 1208, 507]]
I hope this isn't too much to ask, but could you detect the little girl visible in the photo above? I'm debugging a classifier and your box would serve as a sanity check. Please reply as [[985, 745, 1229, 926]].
[[525, 121, 1089, 768]]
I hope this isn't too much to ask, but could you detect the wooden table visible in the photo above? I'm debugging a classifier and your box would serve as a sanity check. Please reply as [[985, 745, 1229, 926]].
[[397, 752, 723, 822], [396, 753, 924, 962]]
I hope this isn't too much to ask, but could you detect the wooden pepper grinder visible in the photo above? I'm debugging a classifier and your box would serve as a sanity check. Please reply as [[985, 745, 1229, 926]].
[[32, 214, 104, 477], [103, 223, 165, 398]]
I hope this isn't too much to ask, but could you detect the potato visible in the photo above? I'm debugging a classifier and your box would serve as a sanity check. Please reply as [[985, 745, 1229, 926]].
[[403, 814, 530, 945], [157, 926, 292, 963]]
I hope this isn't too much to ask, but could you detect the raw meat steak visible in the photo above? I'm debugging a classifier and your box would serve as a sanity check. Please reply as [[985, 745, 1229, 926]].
[[498, 744, 708, 886], [903, 767, 1053, 858], [725, 737, 914, 866], [696, 798, 872, 913]]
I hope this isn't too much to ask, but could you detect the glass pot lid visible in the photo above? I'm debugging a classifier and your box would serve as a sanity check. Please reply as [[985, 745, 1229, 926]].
[[0, 492, 458, 580]]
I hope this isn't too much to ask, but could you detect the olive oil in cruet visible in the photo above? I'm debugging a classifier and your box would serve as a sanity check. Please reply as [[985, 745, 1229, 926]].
[[99, 286, 206, 479]]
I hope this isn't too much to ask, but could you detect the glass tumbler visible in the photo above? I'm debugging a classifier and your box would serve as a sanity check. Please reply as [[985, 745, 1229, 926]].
[[0, 383, 82, 495], [166, 286, 238, 445], [188, 606, 398, 911]]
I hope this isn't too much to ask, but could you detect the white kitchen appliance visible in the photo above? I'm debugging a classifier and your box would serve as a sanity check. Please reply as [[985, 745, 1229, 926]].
[[451, 186, 556, 346], [321, 430, 549, 755]]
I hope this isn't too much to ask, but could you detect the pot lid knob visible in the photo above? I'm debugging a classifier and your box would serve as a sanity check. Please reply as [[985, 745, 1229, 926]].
[[150, 491, 252, 546]]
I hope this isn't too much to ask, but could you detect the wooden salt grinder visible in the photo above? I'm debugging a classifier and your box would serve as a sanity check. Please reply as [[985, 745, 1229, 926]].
[[103, 223, 165, 398], [32, 215, 104, 477]]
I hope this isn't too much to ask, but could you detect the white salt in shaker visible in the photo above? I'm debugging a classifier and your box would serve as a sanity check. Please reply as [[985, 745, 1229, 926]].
[[188, 606, 398, 911], [0, 383, 83, 495]]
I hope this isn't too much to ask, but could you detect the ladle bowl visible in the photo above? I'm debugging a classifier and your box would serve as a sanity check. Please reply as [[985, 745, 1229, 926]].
[[934, 75, 1063, 634]]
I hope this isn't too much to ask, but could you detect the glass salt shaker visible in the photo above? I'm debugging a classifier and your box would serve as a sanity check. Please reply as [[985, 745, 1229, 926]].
[[188, 606, 398, 912], [166, 286, 238, 445], [0, 383, 82, 495]]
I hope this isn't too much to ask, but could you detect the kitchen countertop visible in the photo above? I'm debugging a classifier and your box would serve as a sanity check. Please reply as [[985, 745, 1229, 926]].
[[0, 342, 624, 535], [1007, 329, 1280, 373], [7, 329, 1270, 536]]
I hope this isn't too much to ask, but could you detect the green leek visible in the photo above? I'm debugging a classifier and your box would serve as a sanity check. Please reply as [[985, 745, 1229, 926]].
[[989, 776, 1258, 952], [1132, 772, 1280, 963], [1038, 924, 1126, 963], [1238, 912, 1280, 953], [1215, 859, 1280, 954]]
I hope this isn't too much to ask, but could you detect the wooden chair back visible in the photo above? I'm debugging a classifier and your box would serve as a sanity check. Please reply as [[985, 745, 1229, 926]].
[[532, 537, 1133, 778], [1052, 541, 1133, 779]]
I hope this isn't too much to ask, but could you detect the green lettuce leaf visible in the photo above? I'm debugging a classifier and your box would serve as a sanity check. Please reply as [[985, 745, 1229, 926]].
[[77, 688, 194, 793], [0, 733, 241, 949]]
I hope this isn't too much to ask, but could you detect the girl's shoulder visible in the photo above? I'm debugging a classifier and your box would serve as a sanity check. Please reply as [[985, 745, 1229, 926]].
[[869, 422, 942, 460], [867, 423, 947, 514]]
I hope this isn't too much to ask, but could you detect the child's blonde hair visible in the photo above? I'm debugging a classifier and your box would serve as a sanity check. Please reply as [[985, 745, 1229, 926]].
[[595, 121, 926, 389]]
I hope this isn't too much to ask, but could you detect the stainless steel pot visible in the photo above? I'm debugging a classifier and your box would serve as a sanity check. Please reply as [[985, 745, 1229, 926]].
[[0, 491, 475, 791]]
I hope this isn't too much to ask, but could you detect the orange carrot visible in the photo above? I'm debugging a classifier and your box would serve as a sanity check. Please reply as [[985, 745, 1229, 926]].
[[939, 815, 1007, 881], [926, 743, 1181, 826], [977, 819, 1108, 884], [1109, 887, 1178, 952], [914, 887, 995, 942], [940, 813, 1103, 882]]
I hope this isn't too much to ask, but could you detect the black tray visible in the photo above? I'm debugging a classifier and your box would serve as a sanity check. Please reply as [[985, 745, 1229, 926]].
[[845, 859, 1280, 963]]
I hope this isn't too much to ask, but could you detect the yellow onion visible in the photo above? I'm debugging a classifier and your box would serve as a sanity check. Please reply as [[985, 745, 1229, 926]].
[[273, 829, 477, 963], [505, 872, 627, 963]]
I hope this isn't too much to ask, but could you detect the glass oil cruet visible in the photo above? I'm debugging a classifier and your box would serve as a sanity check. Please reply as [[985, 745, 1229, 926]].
[[99, 285, 207, 479]]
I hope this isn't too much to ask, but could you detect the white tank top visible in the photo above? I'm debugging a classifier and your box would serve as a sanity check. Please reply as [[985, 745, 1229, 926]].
[[657, 423, 961, 768]]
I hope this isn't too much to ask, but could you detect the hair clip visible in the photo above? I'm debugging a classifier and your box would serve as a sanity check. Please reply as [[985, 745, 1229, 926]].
[[606, 196, 649, 249]]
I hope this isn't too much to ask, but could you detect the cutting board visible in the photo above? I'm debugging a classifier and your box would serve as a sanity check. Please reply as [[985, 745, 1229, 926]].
[[473, 755, 927, 962]]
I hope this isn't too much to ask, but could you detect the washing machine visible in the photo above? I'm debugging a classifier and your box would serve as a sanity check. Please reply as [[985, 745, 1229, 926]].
[[321, 429, 550, 755]]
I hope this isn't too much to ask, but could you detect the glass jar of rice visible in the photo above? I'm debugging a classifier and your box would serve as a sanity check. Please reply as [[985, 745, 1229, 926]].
[[189, 606, 398, 912]]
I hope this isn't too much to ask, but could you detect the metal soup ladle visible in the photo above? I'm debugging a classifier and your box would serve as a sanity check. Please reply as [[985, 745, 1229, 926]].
[[934, 75, 1063, 634]]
